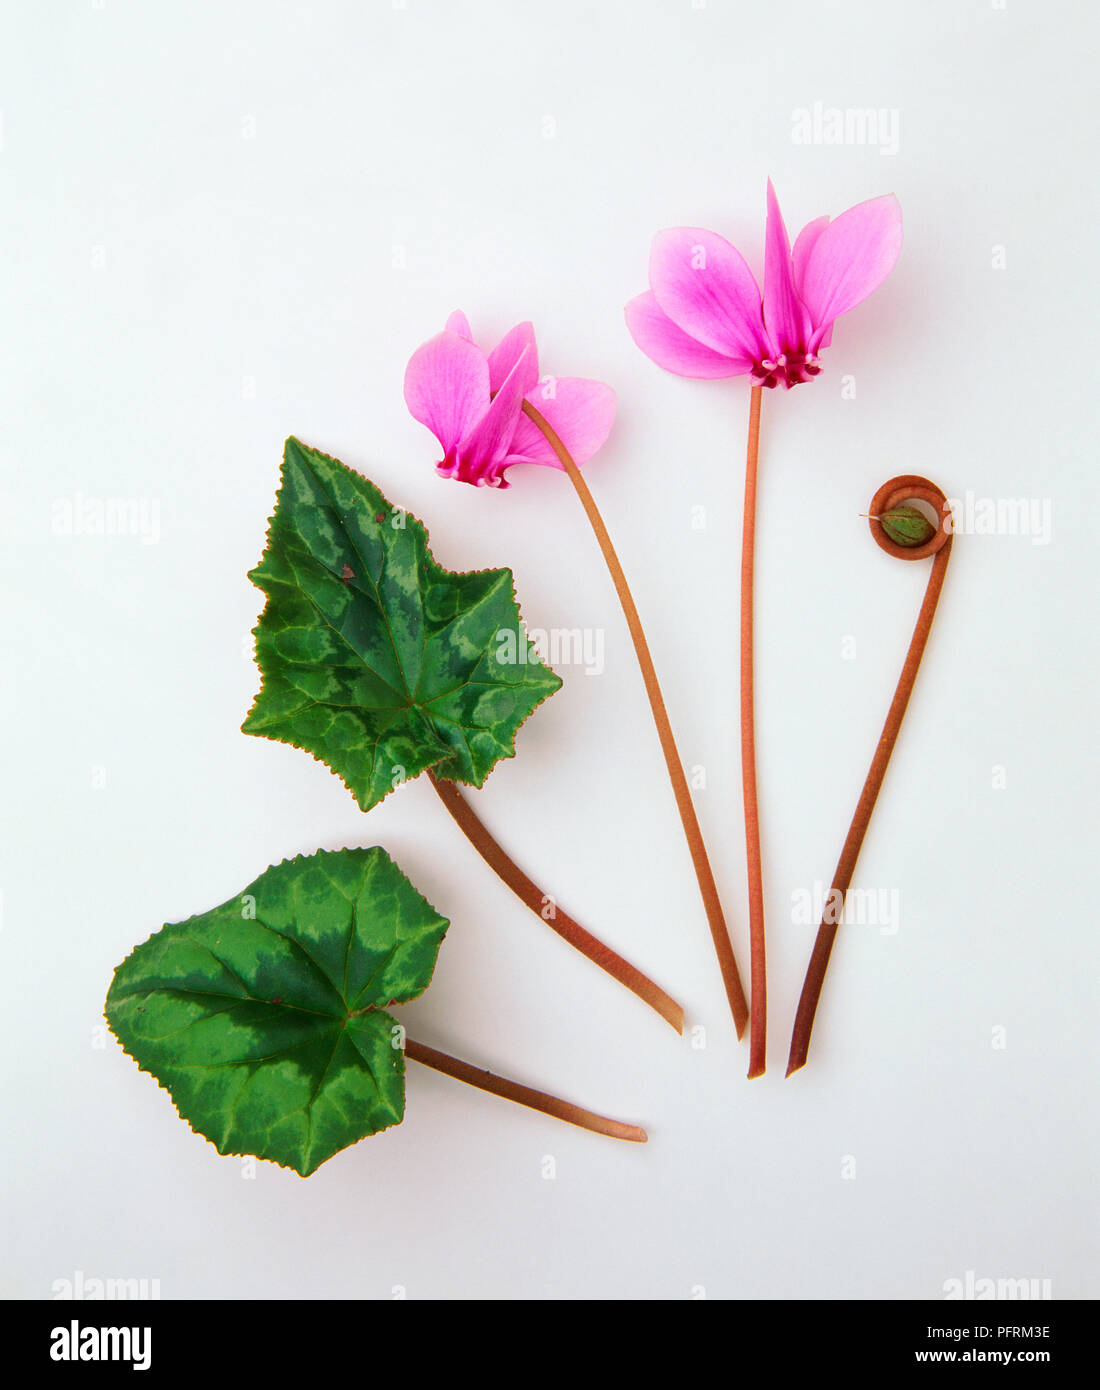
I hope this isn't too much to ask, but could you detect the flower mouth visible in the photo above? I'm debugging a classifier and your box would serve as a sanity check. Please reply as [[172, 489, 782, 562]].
[[436, 454, 508, 488], [749, 351, 822, 390]]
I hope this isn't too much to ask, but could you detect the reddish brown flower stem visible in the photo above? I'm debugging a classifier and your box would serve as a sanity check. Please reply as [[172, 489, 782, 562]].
[[522, 400, 749, 1039], [405, 1037, 647, 1142], [741, 385, 767, 1078], [787, 477, 953, 1076], [428, 770, 684, 1032]]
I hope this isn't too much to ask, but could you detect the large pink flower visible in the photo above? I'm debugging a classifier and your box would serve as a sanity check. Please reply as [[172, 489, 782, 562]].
[[404, 312, 616, 488], [625, 181, 902, 389]]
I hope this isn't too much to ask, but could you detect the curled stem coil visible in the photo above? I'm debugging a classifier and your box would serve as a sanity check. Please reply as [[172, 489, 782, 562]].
[[787, 476, 953, 1077]]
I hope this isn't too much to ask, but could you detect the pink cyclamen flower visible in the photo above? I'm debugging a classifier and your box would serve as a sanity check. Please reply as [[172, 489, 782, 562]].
[[404, 311, 616, 488], [625, 180, 902, 389]]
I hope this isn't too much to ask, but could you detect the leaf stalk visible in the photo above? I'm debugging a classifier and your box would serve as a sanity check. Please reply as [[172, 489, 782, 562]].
[[429, 771, 684, 1032], [405, 1038, 647, 1142]]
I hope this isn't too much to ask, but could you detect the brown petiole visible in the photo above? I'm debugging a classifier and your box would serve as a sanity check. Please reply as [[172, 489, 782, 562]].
[[429, 771, 684, 1031], [405, 1037, 647, 1142]]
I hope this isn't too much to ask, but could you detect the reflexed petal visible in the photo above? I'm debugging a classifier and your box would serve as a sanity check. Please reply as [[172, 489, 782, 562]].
[[404, 330, 489, 453], [791, 218, 832, 349], [649, 227, 769, 362], [457, 346, 532, 471], [487, 321, 540, 395], [445, 309, 473, 339], [625, 291, 750, 378], [763, 180, 812, 357], [791, 216, 830, 290], [510, 377, 617, 468], [800, 194, 903, 343]]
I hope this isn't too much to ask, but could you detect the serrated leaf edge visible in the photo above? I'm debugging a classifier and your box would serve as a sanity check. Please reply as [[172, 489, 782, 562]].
[[104, 846, 445, 1177], [241, 437, 563, 813]]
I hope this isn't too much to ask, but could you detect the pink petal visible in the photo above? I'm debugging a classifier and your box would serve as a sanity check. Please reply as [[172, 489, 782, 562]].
[[649, 227, 769, 363], [791, 216, 830, 290], [625, 291, 750, 379], [763, 180, 812, 357], [445, 309, 473, 339], [792, 218, 833, 349], [487, 321, 540, 395], [799, 194, 903, 344], [404, 330, 489, 453], [509, 378, 617, 468], [456, 346, 532, 471]]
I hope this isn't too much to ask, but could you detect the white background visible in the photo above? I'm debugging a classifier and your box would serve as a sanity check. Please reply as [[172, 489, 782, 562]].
[[2, 0, 1096, 1300]]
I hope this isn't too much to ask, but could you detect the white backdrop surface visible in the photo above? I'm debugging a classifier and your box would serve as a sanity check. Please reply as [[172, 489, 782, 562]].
[[1, 0, 1096, 1300]]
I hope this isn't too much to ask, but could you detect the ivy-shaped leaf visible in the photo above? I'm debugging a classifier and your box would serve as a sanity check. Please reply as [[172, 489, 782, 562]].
[[105, 847, 448, 1176], [242, 437, 562, 811]]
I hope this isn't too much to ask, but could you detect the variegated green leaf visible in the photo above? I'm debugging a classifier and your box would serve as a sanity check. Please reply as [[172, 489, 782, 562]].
[[105, 848, 448, 1176], [242, 438, 562, 811]]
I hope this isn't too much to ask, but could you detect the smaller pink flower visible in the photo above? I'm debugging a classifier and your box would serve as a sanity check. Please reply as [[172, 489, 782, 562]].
[[404, 312, 616, 488], [625, 181, 902, 389]]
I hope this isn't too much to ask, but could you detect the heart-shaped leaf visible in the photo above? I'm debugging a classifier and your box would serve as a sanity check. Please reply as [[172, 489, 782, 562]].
[[105, 847, 448, 1176], [242, 438, 562, 811]]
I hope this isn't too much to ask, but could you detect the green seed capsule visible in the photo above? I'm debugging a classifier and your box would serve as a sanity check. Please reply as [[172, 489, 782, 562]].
[[878, 505, 936, 548]]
